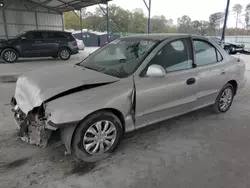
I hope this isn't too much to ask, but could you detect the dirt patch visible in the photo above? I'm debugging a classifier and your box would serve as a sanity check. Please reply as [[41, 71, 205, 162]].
[[0, 157, 31, 172], [64, 160, 96, 176]]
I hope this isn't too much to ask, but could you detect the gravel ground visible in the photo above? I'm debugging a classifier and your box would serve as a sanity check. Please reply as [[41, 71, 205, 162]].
[[0, 54, 250, 188]]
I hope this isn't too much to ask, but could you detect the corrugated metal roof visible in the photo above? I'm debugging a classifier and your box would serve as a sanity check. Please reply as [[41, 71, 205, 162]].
[[1, 0, 112, 13]]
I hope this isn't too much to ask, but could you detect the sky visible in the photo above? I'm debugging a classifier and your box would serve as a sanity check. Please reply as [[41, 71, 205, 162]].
[[87, 0, 250, 28]]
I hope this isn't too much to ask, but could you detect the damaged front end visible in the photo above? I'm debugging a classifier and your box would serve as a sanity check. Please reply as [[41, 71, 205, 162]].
[[11, 97, 52, 147]]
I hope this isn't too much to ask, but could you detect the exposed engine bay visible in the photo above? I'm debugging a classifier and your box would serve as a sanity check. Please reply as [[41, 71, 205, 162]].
[[11, 97, 52, 147]]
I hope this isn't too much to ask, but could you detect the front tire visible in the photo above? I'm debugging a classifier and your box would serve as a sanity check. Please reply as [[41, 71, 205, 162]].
[[58, 48, 71, 60], [1, 49, 18, 63], [213, 83, 234, 113], [72, 111, 123, 162]]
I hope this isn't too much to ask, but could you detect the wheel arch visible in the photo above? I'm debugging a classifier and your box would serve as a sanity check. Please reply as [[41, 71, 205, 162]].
[[1, 47, 20, 56], [58, 46, 72, 54], [60, 108, 125, 155], [227, 80, 238, 95]]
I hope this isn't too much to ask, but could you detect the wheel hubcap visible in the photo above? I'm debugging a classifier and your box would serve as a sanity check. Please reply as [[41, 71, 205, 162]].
[[83, 120, 117, 155], [219, 88, 233, 111], [60, 50, 69, 59], [4, 51, 16, 62]]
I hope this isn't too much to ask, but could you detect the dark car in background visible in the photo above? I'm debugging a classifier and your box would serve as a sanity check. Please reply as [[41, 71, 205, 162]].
[[210, 37, 244, 54], [0, 30, 79, 63]]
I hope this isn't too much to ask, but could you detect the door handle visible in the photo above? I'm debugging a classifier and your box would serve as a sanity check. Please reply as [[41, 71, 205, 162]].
[[35, 41, 41, 44], [186, 78, 196, 85], [220, 69, 227, 75]]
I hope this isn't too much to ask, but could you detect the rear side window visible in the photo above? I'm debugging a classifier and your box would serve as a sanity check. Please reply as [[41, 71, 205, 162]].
[[216, 50, 223, 62], [193, 40, 222, 66], [48, 32, 68, 39]]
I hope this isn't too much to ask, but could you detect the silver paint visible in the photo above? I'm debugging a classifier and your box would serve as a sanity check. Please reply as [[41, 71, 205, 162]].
[[13, 34, 247, 150]]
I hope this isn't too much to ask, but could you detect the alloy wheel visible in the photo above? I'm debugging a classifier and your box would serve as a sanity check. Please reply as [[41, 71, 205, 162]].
[[83, 120, 117, 155], [219, 87, 233, 112], [4, 51, 17, 62], [60, 49, 70, 59]]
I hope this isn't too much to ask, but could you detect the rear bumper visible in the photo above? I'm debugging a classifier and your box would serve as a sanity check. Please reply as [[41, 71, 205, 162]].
[[71, 48, 79, 55], [234, 48, 244, 52]]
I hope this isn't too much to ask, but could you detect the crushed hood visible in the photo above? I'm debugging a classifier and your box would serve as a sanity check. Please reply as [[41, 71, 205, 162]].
[[14, 64, 119, 114]]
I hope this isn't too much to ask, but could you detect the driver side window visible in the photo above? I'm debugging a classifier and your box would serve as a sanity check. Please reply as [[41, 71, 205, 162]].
[[149, 38, 193, 72]]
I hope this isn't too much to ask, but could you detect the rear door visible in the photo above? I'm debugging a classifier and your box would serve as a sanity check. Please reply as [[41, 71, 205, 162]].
[[37, 31, 61, 56], [135, 37, 198, 127], [47, 32, 70, 54], [192, 37, 228, 107]]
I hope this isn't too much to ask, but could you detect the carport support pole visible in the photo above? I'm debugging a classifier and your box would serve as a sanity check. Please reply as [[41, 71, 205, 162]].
[[106, 1, 109, 42], [35, 12, 38, 29], [2, 8, 8, 39], [80, 9, 83, 41], [148, 0, 151, 33], [143, 0, 151, 33], [221, 0, 230, 47]]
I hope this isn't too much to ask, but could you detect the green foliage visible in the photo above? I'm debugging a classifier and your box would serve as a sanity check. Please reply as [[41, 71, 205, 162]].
[[64, 4, 250, 36]]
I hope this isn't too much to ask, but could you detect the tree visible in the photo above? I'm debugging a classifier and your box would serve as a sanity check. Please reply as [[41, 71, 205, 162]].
[[191, 20, 209, 35], [151, 15, 169, 33], [191, 20, 202, 34], [177, 15, 192, 33], [131, 9, 147, 33], [64, 11, 81, 30], [209, 12, 224, 35], [232, 4, 243, 29], [63, 5, 250, 37], [245, 4, 250, 32]]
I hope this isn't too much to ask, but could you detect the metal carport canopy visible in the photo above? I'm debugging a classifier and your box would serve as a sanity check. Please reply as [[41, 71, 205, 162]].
[[0, 0, 230, 39], [0, 0, 112, 13]]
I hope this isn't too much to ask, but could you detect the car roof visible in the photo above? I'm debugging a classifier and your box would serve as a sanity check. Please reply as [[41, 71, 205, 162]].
[[121, 33, 201, 41], [24, 30, 71, 34]]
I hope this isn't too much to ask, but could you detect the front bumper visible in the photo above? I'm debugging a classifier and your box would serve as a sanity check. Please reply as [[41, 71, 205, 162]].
[[11, 97, 52, 147]]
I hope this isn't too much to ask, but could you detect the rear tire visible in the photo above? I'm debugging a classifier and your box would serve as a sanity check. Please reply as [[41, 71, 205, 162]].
[[72, 111, 123, 162], [58, 48, 71, 60], [213, 83, 234, 114], [1, 49, 18, 63]]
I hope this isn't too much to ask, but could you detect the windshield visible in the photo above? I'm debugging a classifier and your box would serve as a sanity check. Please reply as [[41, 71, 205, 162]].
[[12, 31, 27, 39], [79, 38, 158, 78]]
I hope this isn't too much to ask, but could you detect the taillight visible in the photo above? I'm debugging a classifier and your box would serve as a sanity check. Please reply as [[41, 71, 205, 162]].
[[73, 40, 77, 46]]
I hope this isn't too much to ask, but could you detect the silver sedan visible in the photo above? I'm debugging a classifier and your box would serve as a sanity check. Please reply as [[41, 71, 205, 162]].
[[11, 34, 246, 162]]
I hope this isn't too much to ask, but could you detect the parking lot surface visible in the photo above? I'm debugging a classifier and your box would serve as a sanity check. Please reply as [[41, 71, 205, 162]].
[[0, 54, 250, 188], [0, 47, 98, 78]]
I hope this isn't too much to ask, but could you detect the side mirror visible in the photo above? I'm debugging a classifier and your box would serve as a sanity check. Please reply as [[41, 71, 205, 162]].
[[146, 64, 166, 78], [20, 36, 26, 40]]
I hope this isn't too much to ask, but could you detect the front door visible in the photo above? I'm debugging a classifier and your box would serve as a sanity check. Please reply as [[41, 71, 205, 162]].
[[192, 38, 228, 107], [135, 37, 198, 128], [19, 31, 43, 57]]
